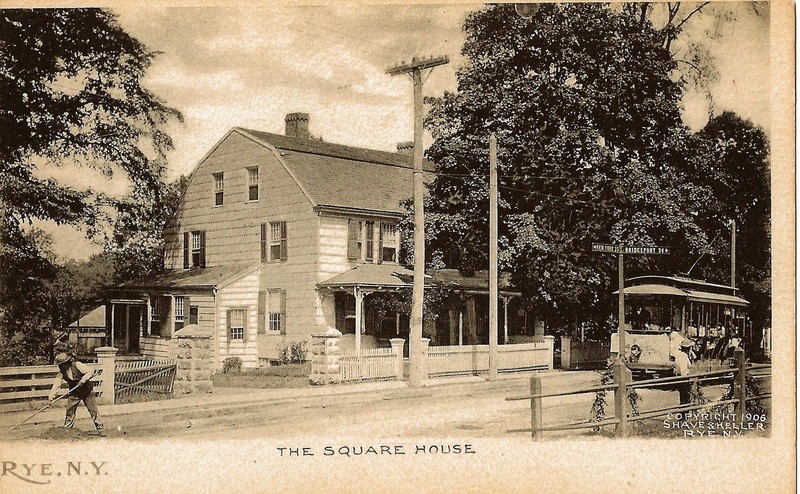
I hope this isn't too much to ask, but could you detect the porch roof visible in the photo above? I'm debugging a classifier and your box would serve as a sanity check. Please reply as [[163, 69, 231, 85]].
[[318, 263, 419, 290], [68, 306, 106, 328], [318, 264, 521, 296], [118, 264, 256, 290]]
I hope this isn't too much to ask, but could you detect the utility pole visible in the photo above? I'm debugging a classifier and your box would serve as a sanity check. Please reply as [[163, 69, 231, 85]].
[[387, 55, 449, 388], [730, 219, 736, 288], [489, 134, 499, 380]]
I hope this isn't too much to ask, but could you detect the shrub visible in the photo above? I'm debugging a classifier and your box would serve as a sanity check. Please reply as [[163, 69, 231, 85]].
[[223, 356, 243, 373], [276, 339, 307, 365]]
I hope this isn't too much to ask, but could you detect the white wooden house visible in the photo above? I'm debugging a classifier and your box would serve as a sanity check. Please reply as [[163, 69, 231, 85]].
[[106, 113, 537, 371]]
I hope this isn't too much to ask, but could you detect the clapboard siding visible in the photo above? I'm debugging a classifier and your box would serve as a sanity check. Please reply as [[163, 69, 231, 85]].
[[218, 269, 260, 368], [166, 130, 317, 269], [140, 337, 175, 359]]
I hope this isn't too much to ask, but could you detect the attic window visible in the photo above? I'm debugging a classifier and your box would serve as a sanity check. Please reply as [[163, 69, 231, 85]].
[[247, 167, 259, 201], [213, 173, 224, 205]]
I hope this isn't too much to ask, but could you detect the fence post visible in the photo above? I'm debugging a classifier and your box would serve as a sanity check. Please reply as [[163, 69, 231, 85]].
[[560, 336, 571, 370], [733, 346, 746, 425], [390, 338, 405, 381], [420, 338, 430, 381], [544, 335, 555, 370], [94, 346, 117, 405], [530, 374, 543, 440], [613, 359, 631, 437]]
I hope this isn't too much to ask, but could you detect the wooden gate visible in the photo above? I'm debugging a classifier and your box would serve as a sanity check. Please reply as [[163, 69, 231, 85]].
[[114, 359, 176, 401]]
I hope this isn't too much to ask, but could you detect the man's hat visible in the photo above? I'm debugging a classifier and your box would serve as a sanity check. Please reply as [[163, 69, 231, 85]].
[[680, 339, 694, 348], [54, 352, 72, 365]]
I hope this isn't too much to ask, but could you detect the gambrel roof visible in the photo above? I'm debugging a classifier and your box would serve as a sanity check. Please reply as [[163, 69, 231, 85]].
[[237, 128, 436, 216]]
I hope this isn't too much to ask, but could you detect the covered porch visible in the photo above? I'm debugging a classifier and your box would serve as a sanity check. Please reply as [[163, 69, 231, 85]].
[[317, 264, 525, 354]]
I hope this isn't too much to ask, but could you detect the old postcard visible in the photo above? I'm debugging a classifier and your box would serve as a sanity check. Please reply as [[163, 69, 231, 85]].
[[0, 1, 794, 493]]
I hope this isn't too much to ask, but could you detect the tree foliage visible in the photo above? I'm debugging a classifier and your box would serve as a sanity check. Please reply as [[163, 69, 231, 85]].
[[685, 112, 771, 327], [421, 3, 769, 330], [0, 9, 180, 363], [423, 3, 714, 327], [110, 174, 189, 283]]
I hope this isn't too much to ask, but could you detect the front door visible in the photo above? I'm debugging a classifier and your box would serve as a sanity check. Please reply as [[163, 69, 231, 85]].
[[112, 304, 144, 354]]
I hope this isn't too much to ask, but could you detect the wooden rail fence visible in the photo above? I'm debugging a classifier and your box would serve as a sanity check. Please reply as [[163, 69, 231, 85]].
[[0, 364, 104, 412], [507, 347, 770, 439]]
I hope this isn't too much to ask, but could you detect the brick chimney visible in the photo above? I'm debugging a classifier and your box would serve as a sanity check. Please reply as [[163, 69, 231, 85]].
[[285, 112, 310, 139], [396, 141, 414, 155]]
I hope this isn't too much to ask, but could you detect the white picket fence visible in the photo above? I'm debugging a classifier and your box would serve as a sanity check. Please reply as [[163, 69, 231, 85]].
[[338, 347, 399, 382], [428, 340, 553, 377], [335, 339, 554, 382]]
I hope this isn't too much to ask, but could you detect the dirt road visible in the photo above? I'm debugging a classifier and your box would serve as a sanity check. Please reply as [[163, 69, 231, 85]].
[[7, 371, 756, 442]]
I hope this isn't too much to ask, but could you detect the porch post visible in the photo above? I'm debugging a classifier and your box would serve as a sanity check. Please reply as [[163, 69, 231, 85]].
[[502, 296, 509, 344], [354, 288, 363, 353], [458, 310, 463, 346], [110, 303, 115, 348]]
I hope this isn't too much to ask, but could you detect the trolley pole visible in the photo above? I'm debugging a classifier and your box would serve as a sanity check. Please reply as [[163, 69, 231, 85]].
[[730, 219, 736, 288], [617, 253, 625, 358], [387, 55, 449, 388]]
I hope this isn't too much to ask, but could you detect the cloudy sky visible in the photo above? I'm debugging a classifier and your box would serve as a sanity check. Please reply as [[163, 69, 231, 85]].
[[42, 2, 771, 259]]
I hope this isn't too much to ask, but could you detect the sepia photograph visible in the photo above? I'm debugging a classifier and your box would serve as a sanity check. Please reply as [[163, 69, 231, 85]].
[[0, 1, 794, 492]]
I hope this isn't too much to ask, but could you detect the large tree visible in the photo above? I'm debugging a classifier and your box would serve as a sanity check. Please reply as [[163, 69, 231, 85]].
[[422, 3, 721, 330], [685, 112, 771, 330], [0, 9, 180, 362]]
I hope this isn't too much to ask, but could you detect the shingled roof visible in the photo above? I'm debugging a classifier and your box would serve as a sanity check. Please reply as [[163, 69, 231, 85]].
[[237, 128, 436, 215]]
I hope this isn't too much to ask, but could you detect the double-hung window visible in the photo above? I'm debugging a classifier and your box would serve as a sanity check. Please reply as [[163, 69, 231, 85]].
[[264, 221, 287, 261], [174, 296, 186, 331], [213, 172, 224, 205], [380, 223, 398, 263], [183, 231, 206, 268], [247, 167, 259, 201], [228, 309, 246, 340], [258, 290, 286, 335]]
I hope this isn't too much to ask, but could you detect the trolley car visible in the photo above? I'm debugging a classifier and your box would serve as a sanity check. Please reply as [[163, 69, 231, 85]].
[[610, 275, 750, 377]]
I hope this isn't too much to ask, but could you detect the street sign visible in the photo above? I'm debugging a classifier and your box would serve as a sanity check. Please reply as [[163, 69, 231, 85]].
[[592, 243, 670, 255]]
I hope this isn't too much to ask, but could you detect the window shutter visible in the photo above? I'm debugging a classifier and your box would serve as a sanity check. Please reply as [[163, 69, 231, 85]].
[[377, 223, 384, 263], [280, 222, 288, 260], [280, 290, 287, 336], [347, 220, 359, 260], [242, 308, 248, 342], [260, 223, 267, 261], [258, 291, 267, 334], [226, 309, 232, 340], [365, 222, 374, 261], [199, 231, 206, 267], [183, 232, 190, 269]]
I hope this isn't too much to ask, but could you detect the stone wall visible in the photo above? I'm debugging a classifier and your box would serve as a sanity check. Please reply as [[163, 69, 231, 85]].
[[173, 324, 213, 395]]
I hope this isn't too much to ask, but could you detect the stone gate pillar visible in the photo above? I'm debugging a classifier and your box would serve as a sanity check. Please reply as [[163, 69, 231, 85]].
[[309, 327, 342, 385], [173, 324, 213, 395]]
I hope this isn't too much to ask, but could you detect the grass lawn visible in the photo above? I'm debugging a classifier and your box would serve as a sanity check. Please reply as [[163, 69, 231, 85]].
[[211, 363, 311, 389]]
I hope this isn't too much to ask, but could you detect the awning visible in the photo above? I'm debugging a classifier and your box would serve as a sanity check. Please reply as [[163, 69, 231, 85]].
[[685, 290, 750, 307], [612, 284, 749, 307], [612, 284, 687, 297]]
